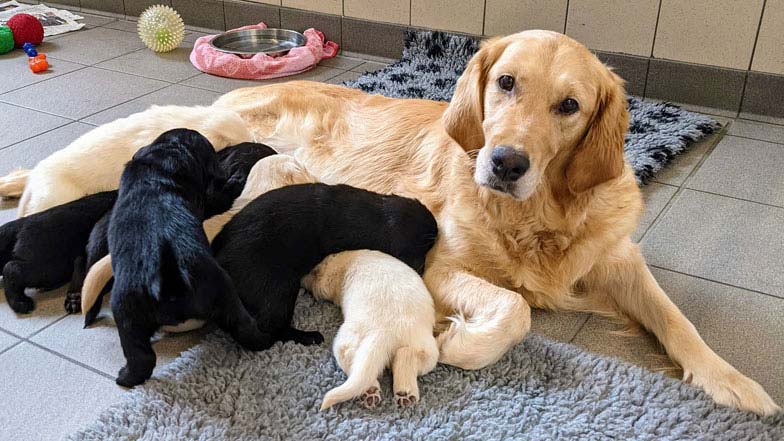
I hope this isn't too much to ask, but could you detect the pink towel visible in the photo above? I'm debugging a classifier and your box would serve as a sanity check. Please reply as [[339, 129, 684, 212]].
[[190, 22, 339, 80]]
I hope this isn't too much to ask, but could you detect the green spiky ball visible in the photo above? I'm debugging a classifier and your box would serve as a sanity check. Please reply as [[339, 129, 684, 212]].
[[137, 5, 184, 53]]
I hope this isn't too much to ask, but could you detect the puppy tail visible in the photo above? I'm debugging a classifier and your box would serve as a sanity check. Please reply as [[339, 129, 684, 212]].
[[81, 255, 113, 320], [320, 333, 388, 411], [0, 168, 29, 199]]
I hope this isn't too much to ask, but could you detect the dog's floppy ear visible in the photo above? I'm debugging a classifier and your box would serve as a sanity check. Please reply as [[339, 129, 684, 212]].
[[442, 37, 506, 151], [565, 70, 628, 194]]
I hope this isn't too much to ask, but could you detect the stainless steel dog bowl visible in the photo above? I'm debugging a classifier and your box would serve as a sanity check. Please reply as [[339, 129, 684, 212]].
[[209, 29, 306, 56]]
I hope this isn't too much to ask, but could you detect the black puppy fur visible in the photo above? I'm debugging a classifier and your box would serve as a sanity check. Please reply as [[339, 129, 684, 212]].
[[212, 183, 438, 347], [0, 141, 275, 316], [109, 129, 270, 387], [0, 191, 117, 314], [205, 142, 278, 217], [82, 142, 277, 325]]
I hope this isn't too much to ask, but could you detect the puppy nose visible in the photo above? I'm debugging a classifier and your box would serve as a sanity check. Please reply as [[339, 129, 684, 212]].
[[491, 146, 529, 182]]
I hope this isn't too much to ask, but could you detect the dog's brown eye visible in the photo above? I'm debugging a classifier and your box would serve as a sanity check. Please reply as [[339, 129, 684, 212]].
[[557, 98, 579, 115], [497, 75, 515, 92]]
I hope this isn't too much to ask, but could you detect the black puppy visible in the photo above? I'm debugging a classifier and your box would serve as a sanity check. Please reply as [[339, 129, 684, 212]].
[[211, 183, 438, 347], [109, 128, 270, 387], [0, 141, 276, 315], [205, 142, 278, 217], [81, 141, 277, 324], [0, 191, 117, 314]]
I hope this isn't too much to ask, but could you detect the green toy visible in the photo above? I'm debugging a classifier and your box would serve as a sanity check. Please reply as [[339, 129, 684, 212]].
[[0, 25, 14, 55], [137, 5, 185, 53]]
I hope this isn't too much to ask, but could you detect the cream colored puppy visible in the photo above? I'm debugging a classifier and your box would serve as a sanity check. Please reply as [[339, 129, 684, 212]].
[[0, 105, 253, 217], [303, 250, 439, 410], [80, 155, 318, 330]]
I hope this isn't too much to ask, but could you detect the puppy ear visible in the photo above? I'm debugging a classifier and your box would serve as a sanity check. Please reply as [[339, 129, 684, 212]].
[[442, 37, 506, 151], [566, 70, 628, 194]]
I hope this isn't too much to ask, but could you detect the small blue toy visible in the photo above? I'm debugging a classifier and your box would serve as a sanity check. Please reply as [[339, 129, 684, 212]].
[[22, 42, 36, 57]]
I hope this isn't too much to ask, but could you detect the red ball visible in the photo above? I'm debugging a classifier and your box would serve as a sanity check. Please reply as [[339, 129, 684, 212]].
[[7, 13, 44, 48]]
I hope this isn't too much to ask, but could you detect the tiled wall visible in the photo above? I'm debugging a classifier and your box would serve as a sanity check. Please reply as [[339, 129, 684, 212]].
[[50, 0, 784, 118]]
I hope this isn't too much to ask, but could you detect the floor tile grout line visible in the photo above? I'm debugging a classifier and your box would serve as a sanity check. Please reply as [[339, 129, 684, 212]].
[[0, 339, 23, 357], [567, 314, 591, 343], [76, 82, 173, 123], [89, 64, 180, 85], [649, 264, 784, 302], [0, 325, 24, 340], [724, 132, 784, 147], [24, 312, 70, 341], [0, 64, 91, 98], [636, 183, 681, 242], [0, 118, 77, 153], [0, 94, 84, 120], [25, 339, 117, 381], [680, 187, 784, 211], [639, 124, 728, 242]]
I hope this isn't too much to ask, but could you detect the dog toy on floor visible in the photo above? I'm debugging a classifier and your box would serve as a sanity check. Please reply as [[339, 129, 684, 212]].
[[23, 42, 48, 73], [137, 5, 184, 53], [0, 26, 13, 55], [6, 13, 44, 48]]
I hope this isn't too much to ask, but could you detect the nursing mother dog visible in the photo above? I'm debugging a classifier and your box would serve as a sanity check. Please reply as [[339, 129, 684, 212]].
[[215, 30, 779, 415]]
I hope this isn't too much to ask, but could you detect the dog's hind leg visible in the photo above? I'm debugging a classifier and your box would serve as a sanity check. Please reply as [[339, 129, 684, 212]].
[[0, 169, 29, 199], [234, 268, 323, 346], [392, 347, 421, 407], [3, 261, 35, 313], [392, 340, 439, 407], [112, 293, 158, 387], [204, 261, 273, 351], [276, 326, 325, 346], [64, 255, 86, 314]]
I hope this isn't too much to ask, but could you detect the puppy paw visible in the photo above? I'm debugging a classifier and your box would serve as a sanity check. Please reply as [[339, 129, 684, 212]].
[[395, 391, 418, 408], [115, 366, 149, 388], [9, 296, 35, 314], [64, 292, 81, 314], [294, 330, 324, 346], [359, 386, 382, 409]]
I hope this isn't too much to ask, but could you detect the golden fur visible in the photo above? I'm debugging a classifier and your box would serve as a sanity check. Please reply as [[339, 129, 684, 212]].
[[212, 31, 779, 415]]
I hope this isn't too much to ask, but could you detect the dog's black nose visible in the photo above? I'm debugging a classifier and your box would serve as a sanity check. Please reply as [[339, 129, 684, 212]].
[[491, 146, 529, 182]]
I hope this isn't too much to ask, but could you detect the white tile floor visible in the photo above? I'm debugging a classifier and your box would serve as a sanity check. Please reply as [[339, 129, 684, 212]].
[[0, 11, 782, 440]]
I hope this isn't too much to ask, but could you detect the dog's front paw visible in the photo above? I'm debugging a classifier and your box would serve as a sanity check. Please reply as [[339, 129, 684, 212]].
[[686, 365, 781, 416], [296, 330, 324, 346], [115, 365, 150, 388], [359, 386, 382, 409], [64, 292, 81, 314], [395, 391, 418, 408], [9, 296, 35, 314]]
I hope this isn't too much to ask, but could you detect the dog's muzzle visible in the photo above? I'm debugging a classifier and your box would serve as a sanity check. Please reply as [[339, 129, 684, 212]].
[[490, 146, 529, 182], [474, 145, 538, 200]]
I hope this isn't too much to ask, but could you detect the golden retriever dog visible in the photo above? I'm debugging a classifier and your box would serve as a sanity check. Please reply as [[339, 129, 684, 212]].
[[79, 155, 319, 324], [303, 250, 439, 410], [0, 30, 776, 415], [211, 31, 779, 415], [0, 105, 253, 217]]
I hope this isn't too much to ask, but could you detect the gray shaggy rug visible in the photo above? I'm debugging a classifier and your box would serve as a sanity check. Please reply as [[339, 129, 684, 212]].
[[68, 31, 782, 441], [69, 295, 783, 440], [345, 31, 720, 184]]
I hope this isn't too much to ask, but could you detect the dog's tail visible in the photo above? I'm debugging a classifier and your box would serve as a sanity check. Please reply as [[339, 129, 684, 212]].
[[320, 333, 388, 410], [81, 255, 113, 317], [437, 302, 531, 370], [0, 169, 30, 198]]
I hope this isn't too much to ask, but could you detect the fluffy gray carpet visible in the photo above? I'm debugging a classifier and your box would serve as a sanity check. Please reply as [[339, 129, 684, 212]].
[[345, 31, 721, 184], [68, 31, 783, 440], [69, 295, 782, 440]]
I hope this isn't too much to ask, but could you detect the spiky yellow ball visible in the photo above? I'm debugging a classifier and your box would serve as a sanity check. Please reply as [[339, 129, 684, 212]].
[[137, 5, 185, 53]]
